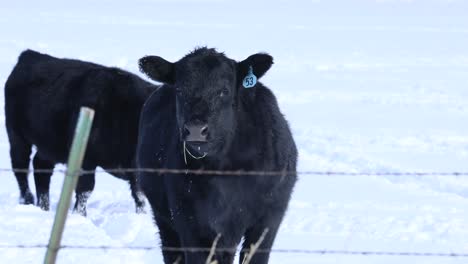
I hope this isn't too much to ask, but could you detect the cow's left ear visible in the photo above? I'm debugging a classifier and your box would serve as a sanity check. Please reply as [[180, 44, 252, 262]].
[[237, 53, 273, 83], [139, 56, 175, 84]]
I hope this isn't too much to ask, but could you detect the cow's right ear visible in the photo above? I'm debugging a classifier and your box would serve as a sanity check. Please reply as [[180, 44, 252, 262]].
[[139, 56, 175, 84]]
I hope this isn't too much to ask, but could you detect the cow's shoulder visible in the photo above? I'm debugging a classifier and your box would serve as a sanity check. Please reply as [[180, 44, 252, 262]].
[[252, 84, 297, 165], [139, 85, 177, 144], [137, 85, 177, 169]]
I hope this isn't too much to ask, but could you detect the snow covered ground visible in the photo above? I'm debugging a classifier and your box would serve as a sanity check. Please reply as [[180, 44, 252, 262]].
[[1, 0, 468, 263]]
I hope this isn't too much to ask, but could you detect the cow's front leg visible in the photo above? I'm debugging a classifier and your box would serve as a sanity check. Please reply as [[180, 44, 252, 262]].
[[176, 219, 239, 264]]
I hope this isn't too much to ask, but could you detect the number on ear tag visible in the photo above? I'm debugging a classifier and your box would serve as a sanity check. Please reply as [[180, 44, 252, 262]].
[[243, 66, 257, 88]]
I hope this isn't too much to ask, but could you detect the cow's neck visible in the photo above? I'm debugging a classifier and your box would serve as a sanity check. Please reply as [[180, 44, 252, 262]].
[[223, 102, 269, 170]]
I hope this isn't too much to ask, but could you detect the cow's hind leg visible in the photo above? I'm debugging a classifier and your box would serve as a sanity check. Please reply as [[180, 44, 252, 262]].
[[73, 164, 96, 216], [32, 153, 54, 210], [128, 174, 145, 213], [8, 132, 33, 205]]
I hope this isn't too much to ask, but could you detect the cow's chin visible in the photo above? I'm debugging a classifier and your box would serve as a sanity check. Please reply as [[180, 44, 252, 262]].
[[184, 141, 210, 159]]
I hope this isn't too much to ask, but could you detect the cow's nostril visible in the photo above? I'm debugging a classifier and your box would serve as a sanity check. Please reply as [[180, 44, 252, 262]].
[[200, 125, 209, 137]]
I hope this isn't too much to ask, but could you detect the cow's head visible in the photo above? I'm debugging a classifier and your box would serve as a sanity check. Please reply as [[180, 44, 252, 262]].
[[139, 47, 273, 159]]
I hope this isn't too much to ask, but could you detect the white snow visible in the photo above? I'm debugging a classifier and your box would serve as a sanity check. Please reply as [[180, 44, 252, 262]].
[[1, 0, 468, 263]]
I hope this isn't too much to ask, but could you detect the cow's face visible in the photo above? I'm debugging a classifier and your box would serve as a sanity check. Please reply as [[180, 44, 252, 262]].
[[139, 48, 273, 159]]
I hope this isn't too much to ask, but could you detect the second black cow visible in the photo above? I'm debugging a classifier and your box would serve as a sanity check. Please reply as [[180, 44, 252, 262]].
[[137, 47, 297, 264], [4, 50, 156, 216]]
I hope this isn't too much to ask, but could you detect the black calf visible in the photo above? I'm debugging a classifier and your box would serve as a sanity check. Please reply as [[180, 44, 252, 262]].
[[137, 47, 297, 263], [4, 50, 156, 215]]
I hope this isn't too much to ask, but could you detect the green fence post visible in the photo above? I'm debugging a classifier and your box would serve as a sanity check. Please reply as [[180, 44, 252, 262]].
[[44, 107, 95, 264]]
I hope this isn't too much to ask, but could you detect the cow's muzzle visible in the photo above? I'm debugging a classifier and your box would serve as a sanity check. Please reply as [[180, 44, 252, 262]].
[[183, 141, 208, 164], [182, 123, 209, 164]]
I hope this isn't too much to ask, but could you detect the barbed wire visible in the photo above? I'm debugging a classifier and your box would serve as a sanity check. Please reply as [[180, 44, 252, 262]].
[[0, 168, 467, 176], [0, 244, 467, 257], [1, 167, 468, 258]]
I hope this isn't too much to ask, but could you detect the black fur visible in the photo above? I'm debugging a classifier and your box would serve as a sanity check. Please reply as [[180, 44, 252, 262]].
[[137, 47, 297, 264], [4, 50, 156, 216]]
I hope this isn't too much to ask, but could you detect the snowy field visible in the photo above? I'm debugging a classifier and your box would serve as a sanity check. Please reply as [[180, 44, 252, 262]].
[[1, 0, 468, 263]]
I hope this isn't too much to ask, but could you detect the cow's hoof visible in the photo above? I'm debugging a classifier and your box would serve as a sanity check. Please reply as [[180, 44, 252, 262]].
[[37, 194, 50, 211], [20, 191, 35, 205]]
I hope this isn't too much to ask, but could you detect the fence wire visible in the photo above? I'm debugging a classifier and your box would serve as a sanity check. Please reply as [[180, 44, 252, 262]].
[[0, 244, 467, 257], [0, 168, 468, 176], [2, 167, 468, 258]]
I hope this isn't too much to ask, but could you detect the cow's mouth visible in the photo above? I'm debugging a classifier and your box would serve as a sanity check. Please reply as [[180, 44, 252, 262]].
[[183, 141, 208, 164]]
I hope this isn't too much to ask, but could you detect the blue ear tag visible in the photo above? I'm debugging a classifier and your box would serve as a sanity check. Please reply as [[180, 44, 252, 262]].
[[242, 66, 257, 88]]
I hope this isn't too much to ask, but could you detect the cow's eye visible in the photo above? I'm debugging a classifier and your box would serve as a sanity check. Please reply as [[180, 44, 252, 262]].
[[220, 88, 230, 97]]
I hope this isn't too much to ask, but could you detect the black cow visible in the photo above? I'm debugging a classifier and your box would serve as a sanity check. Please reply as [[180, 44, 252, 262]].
[[137, 47, 297, 264], [4, 50, 156, 216]]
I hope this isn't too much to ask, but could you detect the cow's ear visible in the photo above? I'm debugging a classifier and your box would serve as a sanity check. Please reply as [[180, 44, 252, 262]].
[[139, 56, 175, 84], [237, 53, 273, 83]]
